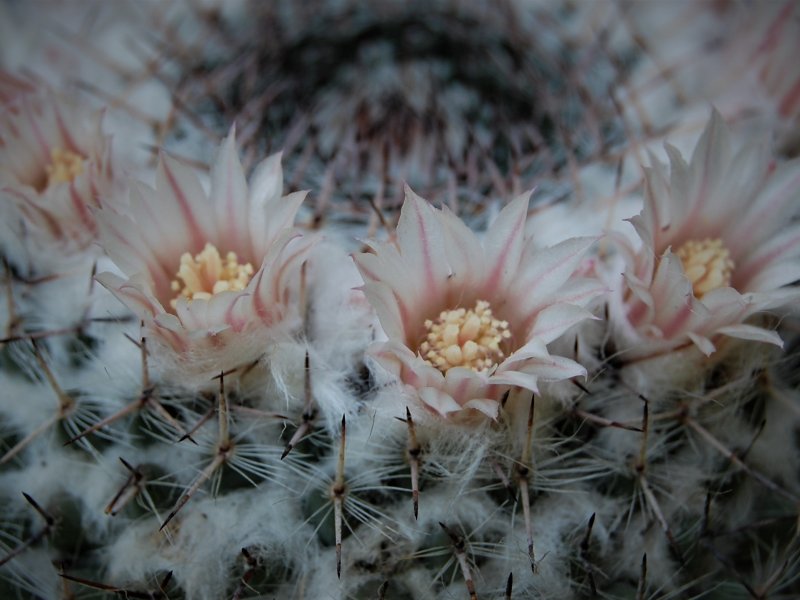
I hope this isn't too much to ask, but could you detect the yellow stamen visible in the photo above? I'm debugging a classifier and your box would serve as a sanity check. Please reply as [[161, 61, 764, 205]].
[[45, 148, 85, 187], [170, 243, 254, 309], [419, 300, 512, 373], [675, 238, 735, 298]]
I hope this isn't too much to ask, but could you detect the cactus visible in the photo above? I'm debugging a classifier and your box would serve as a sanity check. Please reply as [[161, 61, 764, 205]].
[[1, 1, 799, 599]]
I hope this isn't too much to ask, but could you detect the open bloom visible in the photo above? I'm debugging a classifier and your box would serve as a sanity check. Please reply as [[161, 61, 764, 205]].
[[95, 129, 311, 375], [0, 74, 117, 252], [609, 110, 800, 358], [354, 187, 604, 420]]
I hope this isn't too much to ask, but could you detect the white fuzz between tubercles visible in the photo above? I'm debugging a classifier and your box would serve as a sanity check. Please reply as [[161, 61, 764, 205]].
[[106, 489, 314, 600]]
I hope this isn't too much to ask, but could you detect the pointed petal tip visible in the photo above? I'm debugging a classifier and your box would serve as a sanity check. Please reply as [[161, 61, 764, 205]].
[[687, 332, 716, 356], [512, 188, 534, 204], [708, 105, 724, 123], [218, 128, 239, 160], [403, 183, 426, 205]]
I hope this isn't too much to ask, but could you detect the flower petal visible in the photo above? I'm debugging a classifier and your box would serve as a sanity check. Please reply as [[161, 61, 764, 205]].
[[442, 367, 492, 407], [507, 236, 599, 327], [249, 152, 283, 207], [156, 153, 215, 251], [499, 351, 586, 383], [419, 387, 463, 417], [211, 126, 250, 258], [248, 152, 291, 257], [438, 204, 485, 294], [370, 340, 443, 391], [488, 370, 539, 394], [358, 280, 406, 341], [716, 324, 783, 347], [741, 287, 800, 311], [686, 332, 716, 356], [396, 185, 451, 298], [512, 236, 598, 301], [461, 398, 501, 419], [650, 252, 694, 338], [736, 224, 800, 290], [735, 158, 800, 248], [482, 191, 530, 292], [175, 290, 250, 334], [686, 109, 731, 217], [95, 187, 175, 297], [527, 303, 597, 345], [645, 151, 674, 235], [95, 271, 162, 319], [252, 230, 311, 325], [353, 247, 420, 343]]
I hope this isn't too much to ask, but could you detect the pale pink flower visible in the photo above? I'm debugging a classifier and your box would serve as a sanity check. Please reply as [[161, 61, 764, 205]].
[[0, 75, 116, 252], [95, 129, 311, 375], [609, 110, 800, 359], [354, 187, 604, 420]]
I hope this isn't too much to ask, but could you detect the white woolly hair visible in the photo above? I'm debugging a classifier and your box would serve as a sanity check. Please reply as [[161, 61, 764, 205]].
[[105, 487, 315, 600]]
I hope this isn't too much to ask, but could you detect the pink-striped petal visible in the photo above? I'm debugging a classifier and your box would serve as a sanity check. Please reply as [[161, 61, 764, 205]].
[[353, 247, 421, 335], [644, 152, 674, 237], [438, 204, 485, 293], [506, 236, 599, 328], [370, 340, 443, 391], [211, 126, 250, 258], [527, 303, 597, 345], [686, 109, 731, 220], [734, 158, 800, 252], [442, 367, 492, 407], [95, 272, 162, 319], [396, 186, 451, 299], [649, 252, 693, 338], [156, 153, 214, 251], [736, 224, 800, 290], [482, 191, 530, 293]]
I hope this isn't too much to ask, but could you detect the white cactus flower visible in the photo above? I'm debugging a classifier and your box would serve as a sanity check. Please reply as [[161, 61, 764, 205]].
[[95, 128, 312, 377], [354, 186, 604, 420], [609, 110, 800, 359]]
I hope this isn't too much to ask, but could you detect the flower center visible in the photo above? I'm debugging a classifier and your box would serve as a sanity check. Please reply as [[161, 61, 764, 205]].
[[170, 243, 254, 309], [419, 300, 511, 373], [675, 238, 735, 298], [45, 148, 85, 188]]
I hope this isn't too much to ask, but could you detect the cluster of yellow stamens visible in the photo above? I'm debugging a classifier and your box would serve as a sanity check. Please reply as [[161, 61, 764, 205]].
[[675, 237, 735, 298], [170, 243, 254, 309], [45, 148, 85, 188], [419, 300, 512, 373]]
